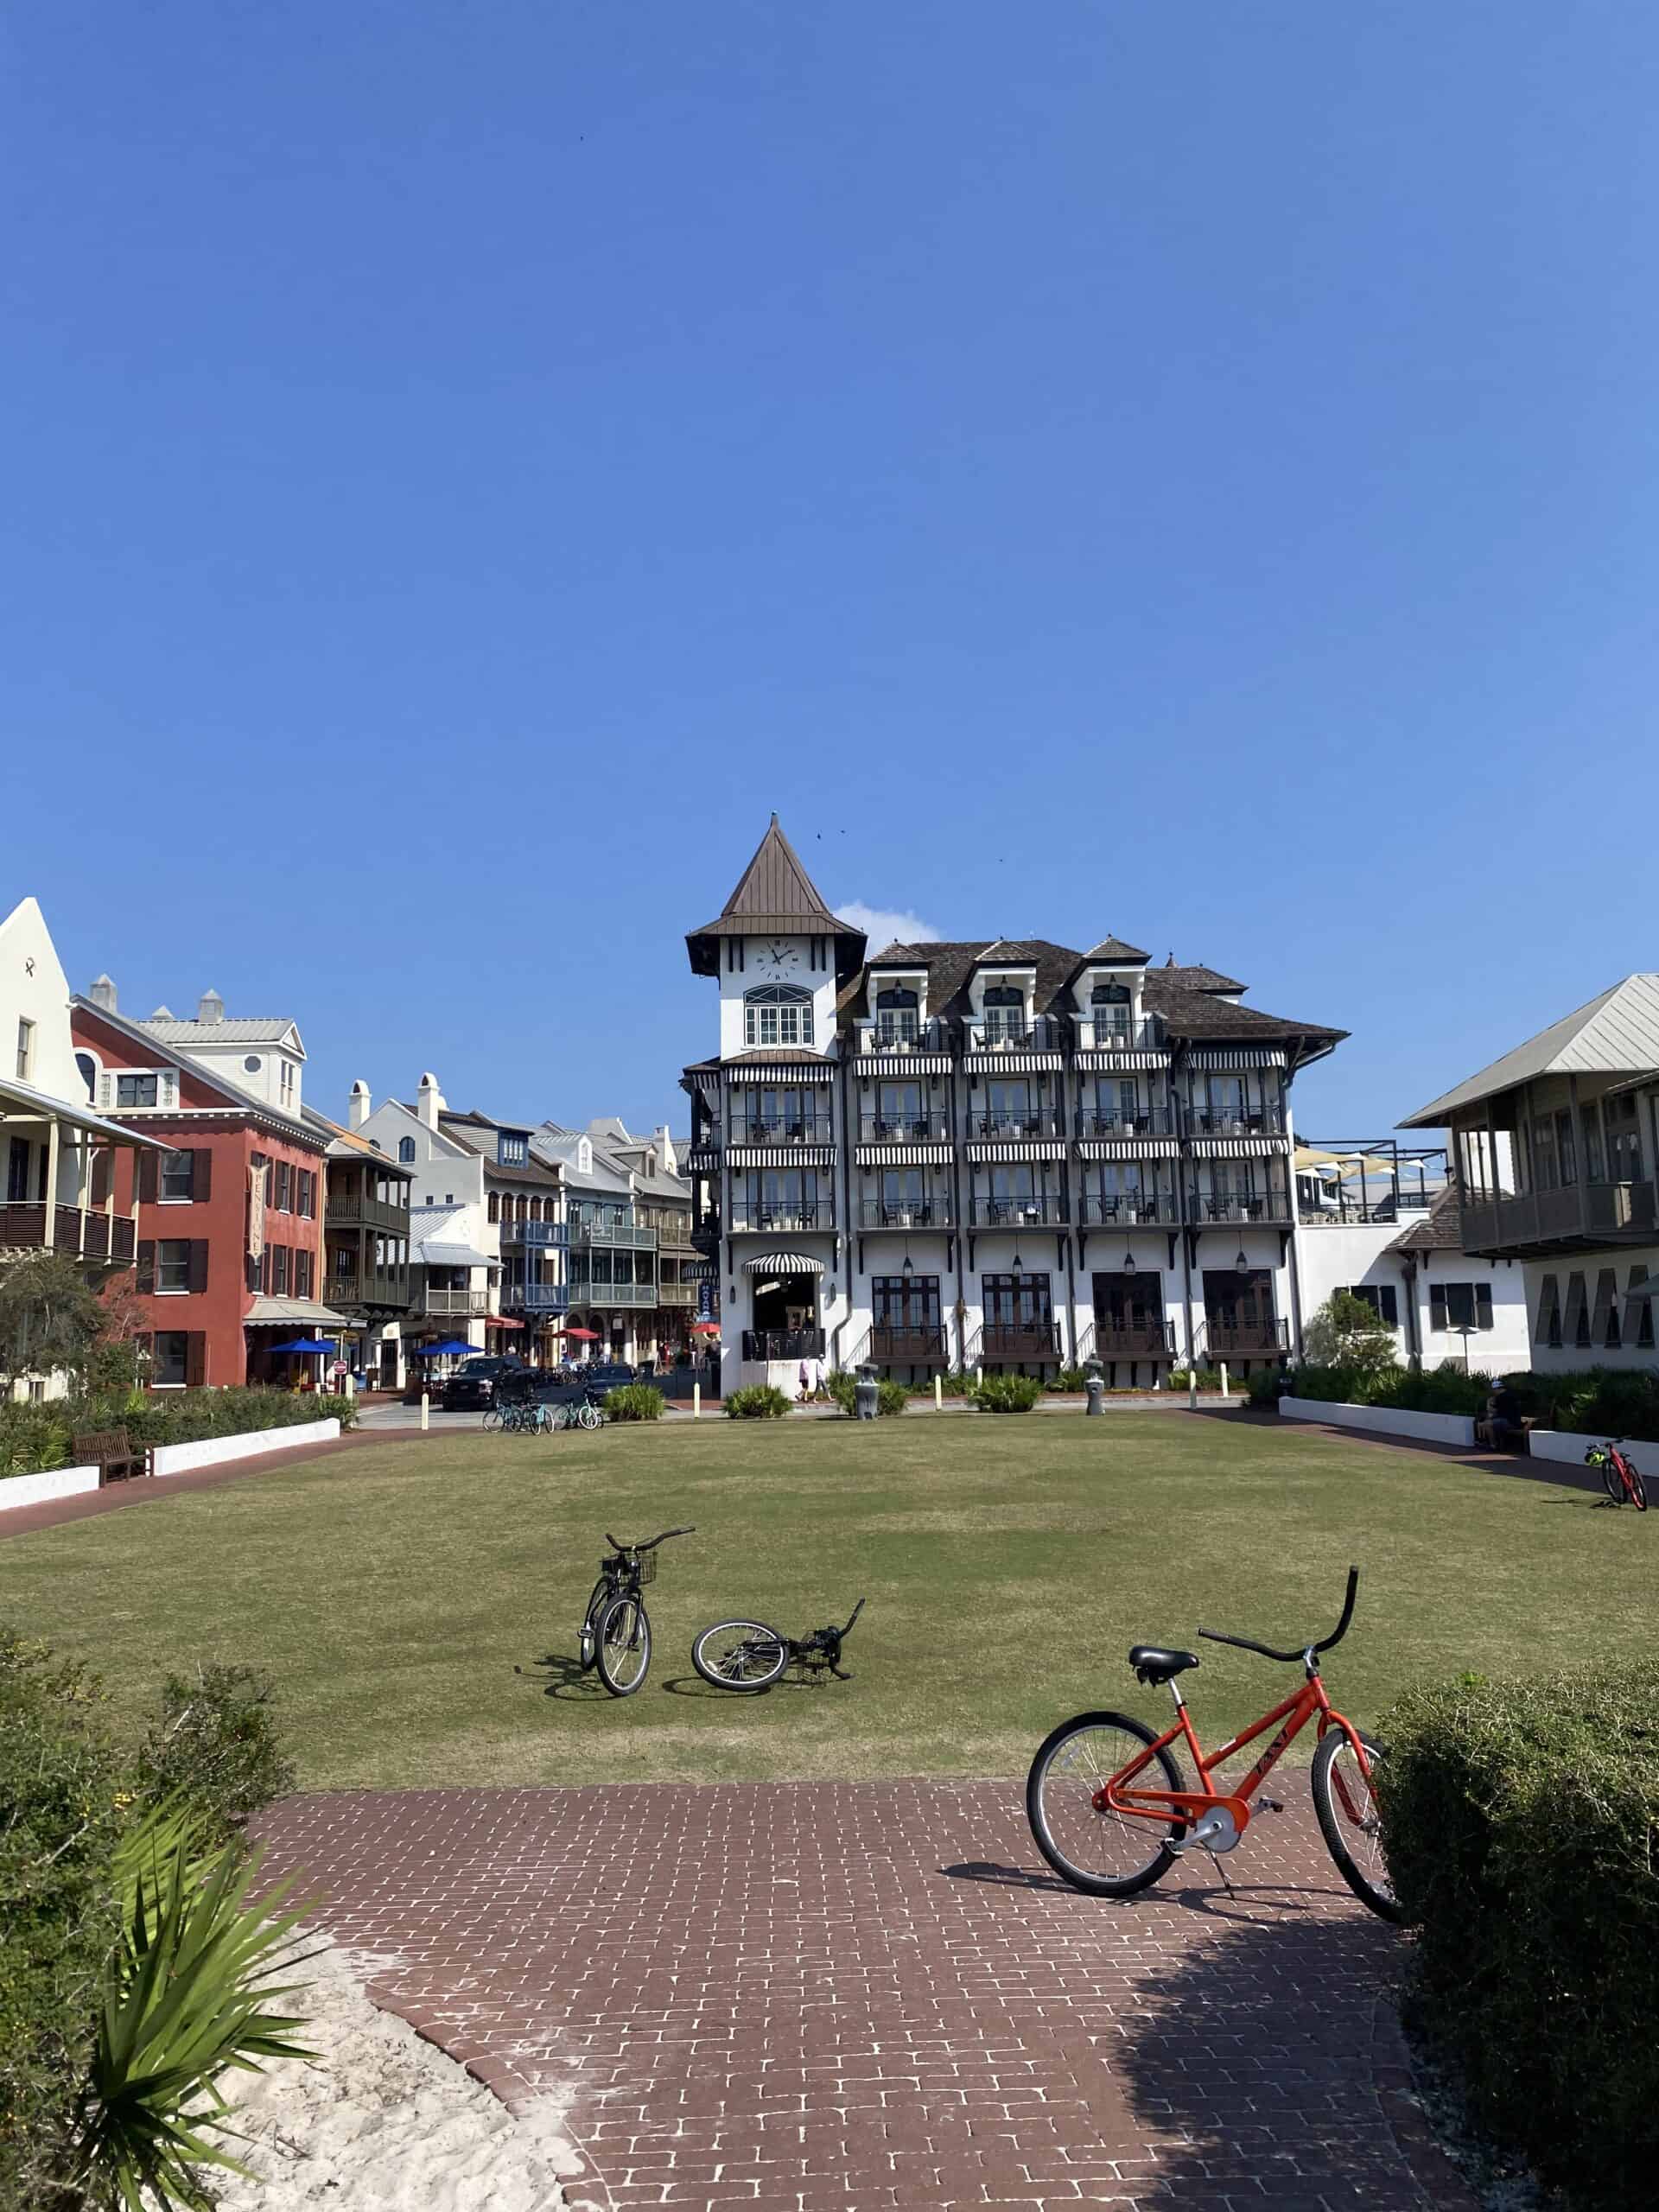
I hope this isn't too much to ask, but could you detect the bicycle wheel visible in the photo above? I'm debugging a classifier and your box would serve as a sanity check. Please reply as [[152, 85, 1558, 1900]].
[[578, 1402, 603, 1431], [595, 1594, 652, 1696], [1627, 1464, 1649, 1511], [1601, 1453, 1625, 1505], [481, 1407, 503, 1432], [692, 1618, 789, 1692], [579, 1579, 610, 1672], [1311, 1726, 1399, 1923], [1027, 1711, 1187, 1897]]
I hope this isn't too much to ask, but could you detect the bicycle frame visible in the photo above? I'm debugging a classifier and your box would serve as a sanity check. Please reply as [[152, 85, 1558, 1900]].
[[1098, 1671, 1373, 1841]]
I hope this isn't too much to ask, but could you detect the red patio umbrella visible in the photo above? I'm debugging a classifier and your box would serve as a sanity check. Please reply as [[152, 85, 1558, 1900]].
[[691, 1320, 721, 1334], [564, 1326, 601, 1340]]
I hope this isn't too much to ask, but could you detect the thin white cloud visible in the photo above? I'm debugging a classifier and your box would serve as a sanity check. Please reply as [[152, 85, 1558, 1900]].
[[835, 900, 943, 950]]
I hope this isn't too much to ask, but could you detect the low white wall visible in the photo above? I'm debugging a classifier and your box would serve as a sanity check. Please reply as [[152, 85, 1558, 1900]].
[[1528, 1429, 1659, 1480], [149, 1417, 340, 1478], [0, 1463, 101, 1513], [1280, 1396, 1478, 1449]]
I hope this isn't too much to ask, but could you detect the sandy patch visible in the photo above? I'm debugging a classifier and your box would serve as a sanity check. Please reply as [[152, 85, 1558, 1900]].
[[216, 1936, 600, 2210]]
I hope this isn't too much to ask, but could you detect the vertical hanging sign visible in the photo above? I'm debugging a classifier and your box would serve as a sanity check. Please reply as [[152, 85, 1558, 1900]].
[[248, 1160, 268, 1262]]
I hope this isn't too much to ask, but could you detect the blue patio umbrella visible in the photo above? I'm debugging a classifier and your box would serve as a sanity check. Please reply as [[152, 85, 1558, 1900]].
[[417, 1338, 475, 1357], [270, 1337, 338, 1354]]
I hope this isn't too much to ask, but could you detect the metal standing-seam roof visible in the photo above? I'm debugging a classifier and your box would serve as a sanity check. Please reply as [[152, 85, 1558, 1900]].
[[138, 1015, 302, 1048], [1400, 975, 1659, 1127]]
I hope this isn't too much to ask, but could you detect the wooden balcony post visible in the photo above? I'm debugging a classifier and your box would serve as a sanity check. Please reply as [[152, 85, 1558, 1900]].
[[43, 1119, 60, 1248], [77, 1132, 92, 1257]]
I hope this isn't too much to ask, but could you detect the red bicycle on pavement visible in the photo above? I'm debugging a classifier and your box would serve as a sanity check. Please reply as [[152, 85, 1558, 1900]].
[[1586, 1439, 1649, 1510], [1027, 1567, 1396, 1920]]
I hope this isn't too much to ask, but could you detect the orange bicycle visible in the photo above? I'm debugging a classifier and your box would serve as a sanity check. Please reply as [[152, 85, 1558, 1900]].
[[1027, 1567, 1396, 1920]]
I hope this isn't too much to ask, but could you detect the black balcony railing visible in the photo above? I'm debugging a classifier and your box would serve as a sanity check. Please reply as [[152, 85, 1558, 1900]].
[[1079, 1193, 1177, 1225], [869, 1325, 947, 1363], [974, 1111, 1062, 1139], [741, 1326, 826, 1362], [967, 1016, 1065, 1052], [1200, 1317, 1289, 1356], [860, 1198, 951, 1228], [970, 1195, 1068, 1225], [1092, 1319, 1177, 1357], [856, 1017, 954, 1056], [860, 1114, 948, 1142], [1190, 1108, 1287, 1137], [728, 1117, 833, 1145], [981, 1321, 1062, 1361], [1186, 1191, 1293, 1224], [728, 1204, 830, 1231], [1081, 1109, 1173, 1139]]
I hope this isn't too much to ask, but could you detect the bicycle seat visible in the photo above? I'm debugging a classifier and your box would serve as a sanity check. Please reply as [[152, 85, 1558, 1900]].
[[1129, 1645, 1200, 1687]]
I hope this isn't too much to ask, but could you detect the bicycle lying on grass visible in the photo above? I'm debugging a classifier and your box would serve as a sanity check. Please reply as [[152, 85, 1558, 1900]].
[[579, 1527, 694, 1696], [690, 1599, 866, 1691], [1586, 1438, 1649, 1510], [1027, 1567, 1396, 1920]]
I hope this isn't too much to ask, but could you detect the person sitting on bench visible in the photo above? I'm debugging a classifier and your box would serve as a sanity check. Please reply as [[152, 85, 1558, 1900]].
[[1479, 1382, 1525, 1452]]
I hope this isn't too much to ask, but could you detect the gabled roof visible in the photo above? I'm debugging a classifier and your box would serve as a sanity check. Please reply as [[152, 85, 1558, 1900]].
[[1160, 961, 1245, 994], [1080, 937, 1150, 965], [687, 816, 867, 976], [1401, 976, 1659, 1128], [138, 1015, 304, 1052], [72, 994, 321, 1144], [1387, 1183, 1466, 1254]]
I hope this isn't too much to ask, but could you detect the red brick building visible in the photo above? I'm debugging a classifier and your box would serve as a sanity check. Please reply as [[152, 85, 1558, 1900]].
[[70, 988, 337, 1389]]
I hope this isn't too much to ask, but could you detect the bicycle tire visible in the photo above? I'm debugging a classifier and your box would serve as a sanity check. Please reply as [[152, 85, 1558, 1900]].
[[1311, 1726, 1399, 1923], [1601, 1453, 1625, 1505], [595, 1594, 652, 1696], [579, 1578, 610, 1672], [1027, 1711, 1187, 1898], [481, 1408, 503, 1432], [692, 1618, 790, 1692], [1628, 1465, 1649, 1511], [579, 1402, 602, 1431]]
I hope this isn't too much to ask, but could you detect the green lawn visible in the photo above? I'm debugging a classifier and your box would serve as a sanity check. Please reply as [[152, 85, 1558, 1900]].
[[1, 1414, 1647, 1789]]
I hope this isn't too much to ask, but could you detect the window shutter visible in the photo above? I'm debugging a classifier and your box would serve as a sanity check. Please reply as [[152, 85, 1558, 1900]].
[[137, 1151, 157, 1204], [188, 1241, 208, 1295], [1429, 1284, 1447, 1331], [194, 1150, 213, 1202], [1476, 1285, 1493, 1331], [98, 1071, 112, 1109], [136, 1241, 155, 1294], [92, 1148, 111, 1207], [1379, 1285, 1399, 1328], [185, 1332, 206, 1387]]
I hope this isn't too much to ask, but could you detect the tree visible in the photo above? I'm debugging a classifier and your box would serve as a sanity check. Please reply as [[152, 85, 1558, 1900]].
[[0, 1251, 111, 1396], [1301, 1289, 1399, 1381]]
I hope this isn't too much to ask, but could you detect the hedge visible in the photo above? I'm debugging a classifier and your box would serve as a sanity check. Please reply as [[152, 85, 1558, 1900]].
[[1264, 1361, 1659, 1440], [0, 1388, 356, 1478], [971, 1373, 1043, 1413], [602, 1383, 664, 1422], [725, 1384, 790, 1420], [1381, 1660, 1659, 2209]]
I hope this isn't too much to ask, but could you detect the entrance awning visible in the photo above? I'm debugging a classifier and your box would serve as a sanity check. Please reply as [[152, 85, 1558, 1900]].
[[741, 1250, 824, 1274]]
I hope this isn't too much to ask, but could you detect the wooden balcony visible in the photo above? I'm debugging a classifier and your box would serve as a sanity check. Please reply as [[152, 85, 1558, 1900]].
[[328, 1270, 410, 1314], [1200, 1317, 1289, 1357], [325, 1194, 410, 1234], [0, 1203, 136, 1263], [1459, 1179, 1659, 1257], [981, 1321, 1062, 1362], [419, 1287, 493, 1318], [1090, 1320, 1177, 1358], [869, 1325, 947, 1364]]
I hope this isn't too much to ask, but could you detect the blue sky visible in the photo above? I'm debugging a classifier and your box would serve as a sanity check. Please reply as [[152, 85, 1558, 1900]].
[[5, 2, 1656, 1143]]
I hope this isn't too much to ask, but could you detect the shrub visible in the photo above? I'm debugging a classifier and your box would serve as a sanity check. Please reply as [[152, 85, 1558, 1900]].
[[0, 1401, 75, 1475], [1381, 1660, 1659, 2209], [1246, 1368, 1282, 1407], [132, 1664, 296, 1844], [1, 1387, 357, 1480], [1046, 1365, 1090, 1394], [1301, 1289, 1399, 1380], [1168, 1365, 1226, 1393], [603, 1383, 664, 1422], [971, 1373, 1043, 1413], [825, 1373, 908, 1416], [725, 1384, 790, 1420]]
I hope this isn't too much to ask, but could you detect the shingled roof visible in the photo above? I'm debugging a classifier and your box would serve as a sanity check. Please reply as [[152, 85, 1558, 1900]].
[[1387, 1183, 1466, 1254], [686, 816, 867, 976]]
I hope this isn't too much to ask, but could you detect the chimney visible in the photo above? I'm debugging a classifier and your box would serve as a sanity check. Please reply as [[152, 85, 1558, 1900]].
[[198, 988, 225, 1027], [88, 974, 118, 1014], [655, 1124, 678, 1173], [416, 1072, 445, 1129], [348, 1078, 372, 1131]]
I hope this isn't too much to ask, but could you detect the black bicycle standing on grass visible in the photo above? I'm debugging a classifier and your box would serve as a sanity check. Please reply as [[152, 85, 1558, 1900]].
[[690, 1599, 866, 1692], [579, 1528, 695, 1696]]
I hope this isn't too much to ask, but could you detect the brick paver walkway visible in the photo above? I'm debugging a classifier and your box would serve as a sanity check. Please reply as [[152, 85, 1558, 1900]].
[[255, 1782, 1470, 2211]]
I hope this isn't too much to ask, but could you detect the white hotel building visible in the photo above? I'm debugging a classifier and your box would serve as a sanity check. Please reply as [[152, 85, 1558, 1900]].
[[682, 818, 1346, 1394]]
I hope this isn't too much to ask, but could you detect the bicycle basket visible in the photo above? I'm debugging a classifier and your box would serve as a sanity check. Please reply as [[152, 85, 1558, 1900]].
[[614, 1548, 658, 1585]]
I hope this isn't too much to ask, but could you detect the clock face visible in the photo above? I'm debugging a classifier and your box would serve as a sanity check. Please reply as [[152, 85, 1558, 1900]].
[[759, 939, 801, 978]]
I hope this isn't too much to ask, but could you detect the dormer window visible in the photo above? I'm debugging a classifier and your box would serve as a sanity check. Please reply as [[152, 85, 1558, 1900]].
[[874, 985, 919, 1046], [499, 1131, 528, 1166], [745, 985, 814, 1049], [982, 985, 1026, 1044], [1091, 982, 1132, 1039]]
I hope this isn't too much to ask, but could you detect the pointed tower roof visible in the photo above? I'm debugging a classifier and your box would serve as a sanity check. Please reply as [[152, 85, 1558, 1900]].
[[687, 815, 867, 976]]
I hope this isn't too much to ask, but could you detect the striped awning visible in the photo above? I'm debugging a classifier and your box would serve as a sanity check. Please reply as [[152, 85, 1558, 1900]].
[[858, 1054, 953, 1077], [1186, 1047, 1287, 1070], [727, 1145, 836, 1169], [1076, 1136, 1180, 1160], [1187, 1135, 1291, 1159], [1074, 1049, 1170, 1071], [726, 1058, 836, 1082], [687, 1260, 718, 1281], [685, 1070, 722, 1096], [854, 1142, 954, 1167], [967, 1140, 1068, 1163], [963, 1052, 1064, 1075], [683, 1147, 721, 1174], [741, 1249, 825, 1274]]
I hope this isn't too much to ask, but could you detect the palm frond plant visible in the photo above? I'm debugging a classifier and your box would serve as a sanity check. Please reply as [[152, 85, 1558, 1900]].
[[71, 1804, 317, 2211]]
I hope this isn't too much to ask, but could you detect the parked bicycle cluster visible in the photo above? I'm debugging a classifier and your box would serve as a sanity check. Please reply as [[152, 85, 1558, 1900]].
[[486, 1395, 602, 1433], [575, 1526, 866, 1701]]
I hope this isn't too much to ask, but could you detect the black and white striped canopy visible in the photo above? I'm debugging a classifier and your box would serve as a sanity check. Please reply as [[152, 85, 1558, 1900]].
[[741, 1250, 825, 1274]]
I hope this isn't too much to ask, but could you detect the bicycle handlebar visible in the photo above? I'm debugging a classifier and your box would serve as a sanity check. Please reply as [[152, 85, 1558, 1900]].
[[603, 1526, 696, 1554], [838, 1598, 866, 1637], [1199, 1567, 1358, 1664]]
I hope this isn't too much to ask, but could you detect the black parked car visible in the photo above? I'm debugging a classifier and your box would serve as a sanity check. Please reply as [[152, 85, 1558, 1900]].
[[442, 1356, 526, 1412]]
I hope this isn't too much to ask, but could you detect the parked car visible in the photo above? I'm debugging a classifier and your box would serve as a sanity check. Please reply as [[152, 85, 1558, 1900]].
[[442, 1356, 526, 1412]]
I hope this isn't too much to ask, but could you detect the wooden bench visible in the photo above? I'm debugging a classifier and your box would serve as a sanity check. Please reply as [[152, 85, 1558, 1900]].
[[72, 1428, 150, 1484]]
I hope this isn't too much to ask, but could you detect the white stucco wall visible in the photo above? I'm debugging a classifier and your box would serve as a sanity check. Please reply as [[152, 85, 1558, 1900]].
[[716, 935, 840, 1063], [1293, 1217, 1530, 1372], [0, 898, 87, 1115], [1521, 1249, 1659, 1374]]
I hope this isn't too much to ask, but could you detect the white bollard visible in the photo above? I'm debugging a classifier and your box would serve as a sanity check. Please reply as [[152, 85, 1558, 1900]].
[[420, 1389, 429, 1433], [1219, 1363, 1230, 1400], [934, 1374, 944, 1411], [1187, 1370, 1198, 1410], [693, 1381, 702, 1420]]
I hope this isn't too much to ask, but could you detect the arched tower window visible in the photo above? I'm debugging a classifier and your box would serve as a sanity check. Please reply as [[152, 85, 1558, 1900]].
[[745, 985, 814, 1049], [398, 1135, 416, 1162]]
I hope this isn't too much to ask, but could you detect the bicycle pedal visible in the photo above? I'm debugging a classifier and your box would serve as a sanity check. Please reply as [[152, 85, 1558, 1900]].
[[1254, 1798, 1285, 1814]]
